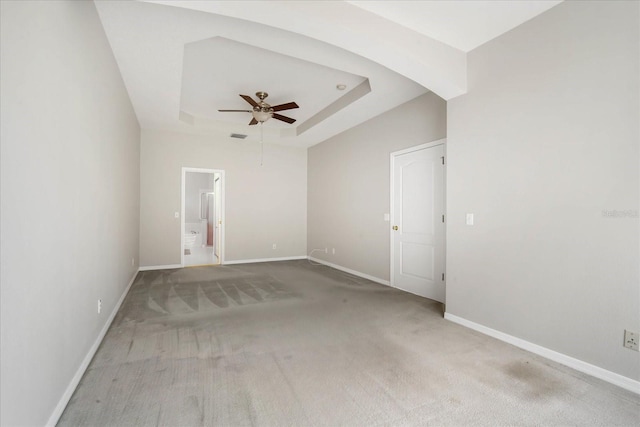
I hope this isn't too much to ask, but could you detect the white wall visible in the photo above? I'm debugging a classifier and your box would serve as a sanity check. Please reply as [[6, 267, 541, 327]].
[[140, 129, 307, 266], [0, 1, 141, 425], [446, 0, 639, 380], [308, 92, 446, 281]]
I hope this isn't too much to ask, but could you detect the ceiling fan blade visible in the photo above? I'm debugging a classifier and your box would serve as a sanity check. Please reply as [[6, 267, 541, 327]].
[[271, 102, 299, 112], [273, 113, 296, 124], [240, 94, 259, 108], [249, 118, 258, 126], [218, 109, 252, 112]]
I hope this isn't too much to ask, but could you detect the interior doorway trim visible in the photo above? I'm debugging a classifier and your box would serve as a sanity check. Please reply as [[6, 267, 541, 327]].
[[181, 167, 225, 267]]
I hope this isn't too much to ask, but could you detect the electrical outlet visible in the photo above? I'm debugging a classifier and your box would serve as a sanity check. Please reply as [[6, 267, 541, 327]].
[[131, 258, 135, 266], [332, 248, 335, 255], [624, 330, 639, 351], [324, 247, 328, 254], [272, 243, 276, 250], [98, 299, 102, 314]]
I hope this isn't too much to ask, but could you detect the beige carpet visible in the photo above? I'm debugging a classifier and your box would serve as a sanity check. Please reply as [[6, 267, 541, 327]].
[[59, 260, 639, 426]]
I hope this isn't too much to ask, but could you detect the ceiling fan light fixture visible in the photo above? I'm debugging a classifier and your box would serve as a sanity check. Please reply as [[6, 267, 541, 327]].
[[252, 108, 273, 123]]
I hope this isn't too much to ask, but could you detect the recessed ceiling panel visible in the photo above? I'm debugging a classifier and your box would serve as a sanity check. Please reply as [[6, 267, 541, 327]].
[[180, 37, 367, 129], [95, 0, 429, 146]]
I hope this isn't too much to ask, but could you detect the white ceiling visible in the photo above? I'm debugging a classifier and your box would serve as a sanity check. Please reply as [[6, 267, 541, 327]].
[[348, 1, 562, 52], [179, 37, 368, 132], [95, 0, 562, 147]]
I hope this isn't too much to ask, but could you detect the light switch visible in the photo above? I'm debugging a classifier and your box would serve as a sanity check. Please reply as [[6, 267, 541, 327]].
[[174, 212, 179, 218], [384, 213, 390, 222], [466, 213, 474, 225]]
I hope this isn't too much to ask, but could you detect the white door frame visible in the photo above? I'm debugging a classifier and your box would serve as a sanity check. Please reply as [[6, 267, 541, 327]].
[[390, 138, 446, 299], [181, 167, 225, 267]]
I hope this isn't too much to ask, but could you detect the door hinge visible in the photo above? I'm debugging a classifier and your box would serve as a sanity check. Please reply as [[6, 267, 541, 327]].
[[442, 273, 445, 281], [442, 214, 445, 223], [441, 156, 445, 165]]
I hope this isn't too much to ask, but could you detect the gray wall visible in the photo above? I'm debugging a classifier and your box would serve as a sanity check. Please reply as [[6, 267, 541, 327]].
[[140, 129, 307, 266], [308, 92, 447, 281], [446, 0, 639, 380], [185, 172, 212, 223], [0, 1, 141, 425]]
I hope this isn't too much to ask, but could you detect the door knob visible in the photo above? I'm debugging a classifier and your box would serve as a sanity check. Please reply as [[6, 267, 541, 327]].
[[392, 225, 398, 231]]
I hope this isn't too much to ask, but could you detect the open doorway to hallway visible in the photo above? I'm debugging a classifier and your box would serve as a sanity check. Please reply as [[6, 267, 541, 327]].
[[181, 168, 224, 266]]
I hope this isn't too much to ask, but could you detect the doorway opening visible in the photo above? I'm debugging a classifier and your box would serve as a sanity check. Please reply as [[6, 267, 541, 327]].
[[181, 168, 225, 267]]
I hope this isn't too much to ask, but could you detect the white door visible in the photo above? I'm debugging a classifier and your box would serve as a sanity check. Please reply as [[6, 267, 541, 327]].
[[390, 142, 445, 302]]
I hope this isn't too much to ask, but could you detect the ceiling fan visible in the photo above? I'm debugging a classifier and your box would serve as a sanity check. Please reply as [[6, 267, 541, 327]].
[[218, 92, 299, 126]]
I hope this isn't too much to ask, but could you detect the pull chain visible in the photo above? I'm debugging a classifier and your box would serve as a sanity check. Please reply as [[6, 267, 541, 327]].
[[260, 122, 264, 166]]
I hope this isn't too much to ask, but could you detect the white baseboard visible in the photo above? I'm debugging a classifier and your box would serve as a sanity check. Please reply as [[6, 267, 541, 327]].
[[138, 264, 182, 271], [308, 257, 390, 286], [46, 269, 139, 427], [444, 312, 640, 395], [223, 256, 307, 265]]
